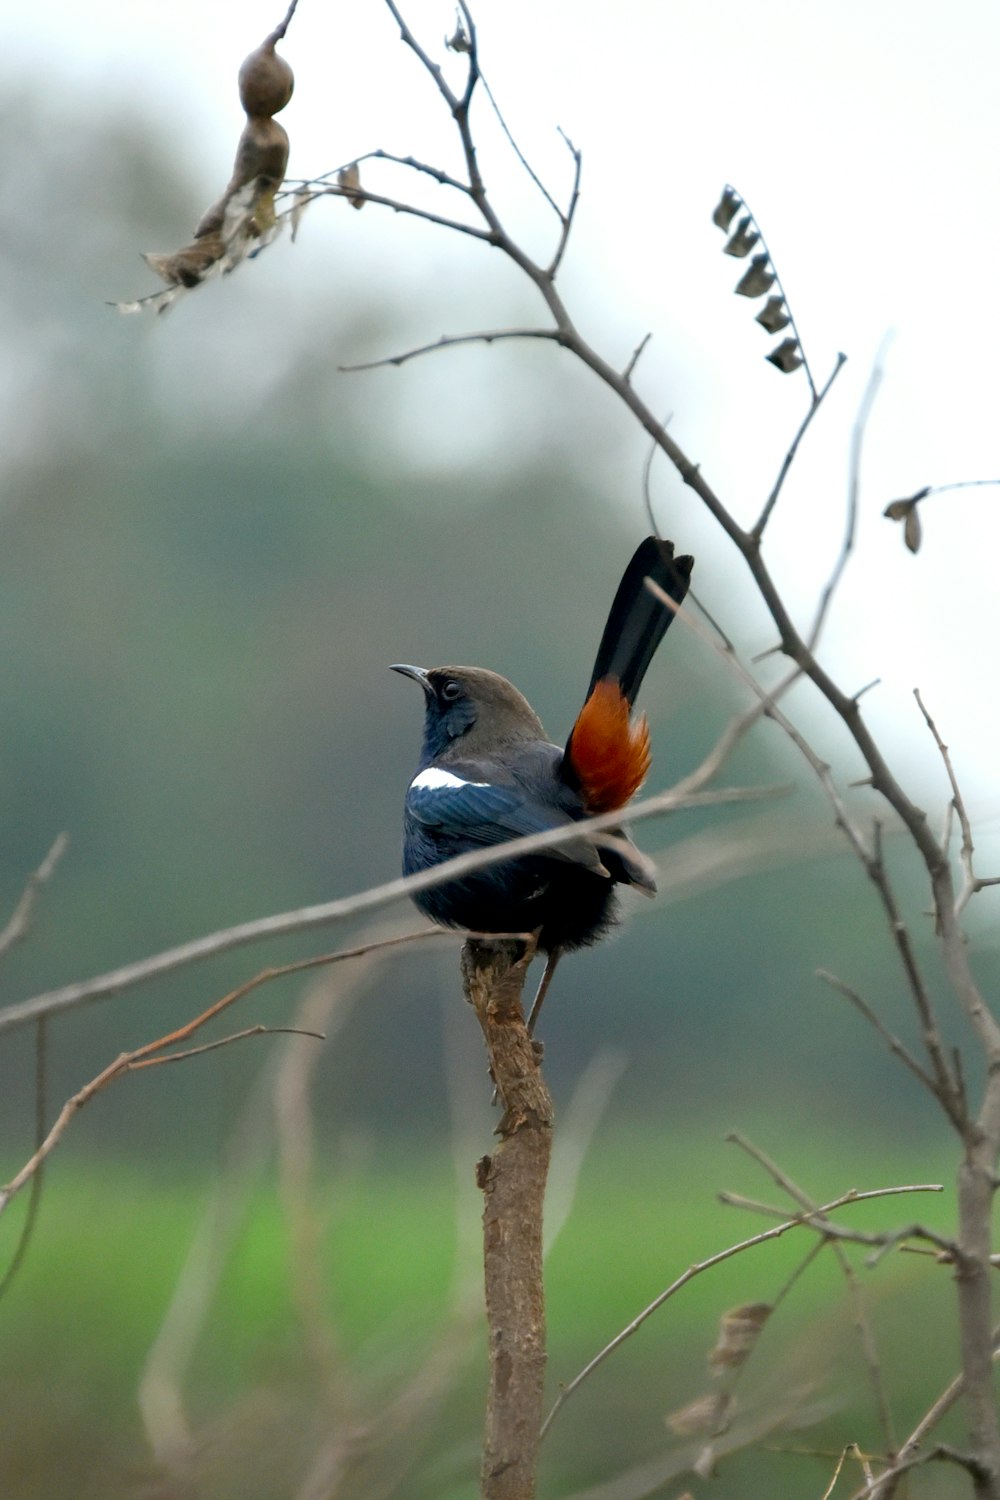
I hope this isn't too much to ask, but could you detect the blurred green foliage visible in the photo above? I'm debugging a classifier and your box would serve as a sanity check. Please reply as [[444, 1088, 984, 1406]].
[[0, 1140, 967, 1499], [0, 88, 986, 1499]]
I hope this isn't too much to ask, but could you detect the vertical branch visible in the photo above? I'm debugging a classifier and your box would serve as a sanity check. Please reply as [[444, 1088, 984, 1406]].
[[462, 938, 553, 1500]]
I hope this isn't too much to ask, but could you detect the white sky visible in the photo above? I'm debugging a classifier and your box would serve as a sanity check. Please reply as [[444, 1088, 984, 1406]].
[[9, 0, 1000, 891]]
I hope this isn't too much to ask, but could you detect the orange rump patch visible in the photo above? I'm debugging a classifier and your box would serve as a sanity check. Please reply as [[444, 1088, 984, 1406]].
[[567, 678, 651, 813]]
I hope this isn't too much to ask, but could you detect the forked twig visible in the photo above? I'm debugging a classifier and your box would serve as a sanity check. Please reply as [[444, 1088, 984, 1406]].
[[540, 1181, 940, 1442], [0, 928, 447, 1218]]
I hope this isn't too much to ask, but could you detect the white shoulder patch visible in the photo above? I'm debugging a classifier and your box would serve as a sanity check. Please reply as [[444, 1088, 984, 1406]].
[[411, 767, 489, 791]]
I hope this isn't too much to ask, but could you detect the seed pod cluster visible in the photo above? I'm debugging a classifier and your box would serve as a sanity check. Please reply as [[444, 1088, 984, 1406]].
[[140, 20, 295, 296], [711, 186, 803, 376]]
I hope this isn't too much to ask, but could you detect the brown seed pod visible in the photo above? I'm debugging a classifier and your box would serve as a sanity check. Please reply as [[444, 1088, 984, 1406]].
[[229, 116, 290, 192], [238, 35, 294, 118]]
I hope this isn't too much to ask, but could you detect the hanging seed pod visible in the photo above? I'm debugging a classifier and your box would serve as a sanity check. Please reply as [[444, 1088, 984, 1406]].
[[723, 215, 758, 258], [238, 33, 295, 118], [230, 116, 290, 191], [755, 295, 790, 333], [118, 4, 299, 312], [766, 337, 803, 373], [734, 253, 775, 298], [712, 186, 741, 231]]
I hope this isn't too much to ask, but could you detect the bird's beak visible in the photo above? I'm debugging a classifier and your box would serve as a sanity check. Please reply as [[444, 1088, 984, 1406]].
[[390, 663, 433, 696]]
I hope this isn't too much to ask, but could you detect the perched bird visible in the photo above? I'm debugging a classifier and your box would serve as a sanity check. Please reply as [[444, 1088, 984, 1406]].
[[392, 537, 693, 1025]]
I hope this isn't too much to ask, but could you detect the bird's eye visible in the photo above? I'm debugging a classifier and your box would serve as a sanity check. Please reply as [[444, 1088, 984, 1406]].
[[440, 680, 462, 702]]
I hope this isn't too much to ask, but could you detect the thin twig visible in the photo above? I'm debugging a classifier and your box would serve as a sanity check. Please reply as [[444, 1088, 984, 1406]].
[[865, 1322, 1000, 1499], [817, 968, 938, 1095], [647, 581, 874, 872], [339, 326, 562, 372], [806, 345, 885, 653], [547, 127, 581, 278], [726, 1132, 954, 1259], [0, 833, 70, 962], [539, 1182, 940, 1442], [131, 1025, 325, 1068], [867, 821, 963, 1127], [0, 1018, 48, 1302], [623, 332, 652, 386], [752, 353, 846, 537], [0, 928, 449, 1217], [914, 687, 995, 919], [303, 182, 495, 243], [478, 67, 563, 222]]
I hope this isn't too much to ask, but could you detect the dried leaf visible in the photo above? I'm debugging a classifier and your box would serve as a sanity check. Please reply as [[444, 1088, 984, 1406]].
[[735, 253, 775, 298], [666, 1390, 731, 1437], [712, 187, 741, 232], [708, 1302, 772, 1371], [113, 287, 183, 317], [882, 495, 924, 550], [904, 505, 923, 553], [142, 236, 224, 288], [338, 162, 365, 210], [756, 295, 790, 333], [883, 487, 931, 520], [290, 189, 312, 242], [766, 338, 803, 373], [723, 215, 758, 258]]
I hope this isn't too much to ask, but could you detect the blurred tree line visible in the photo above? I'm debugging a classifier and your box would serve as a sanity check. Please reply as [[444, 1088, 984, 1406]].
[[0, 91, 980, 1156]]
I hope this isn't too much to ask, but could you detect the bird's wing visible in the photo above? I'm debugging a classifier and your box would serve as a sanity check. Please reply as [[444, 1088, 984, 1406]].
[[405, 767, 609, 874]]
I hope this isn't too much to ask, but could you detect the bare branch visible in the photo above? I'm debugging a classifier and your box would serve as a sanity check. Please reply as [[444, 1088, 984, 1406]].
[[0, 1019, 48, 1303], [914, 687, 995, 919], [805, 345, 884, 652], [817, 968, 939, 1095], [623, 331, 652, 386], [867, 822, 964, 1127], [0, 928, 448, 1218], [547, 127, 581, 278], [463, 937, 552, 1500], [477, 67, 563, 223], [866, 1322, 1000, 1499], [339, 326, 562, 373], [540, 1182, 941, 1442], [752, 352, 846, 538], [383, 0, 462, 113], [0, 781, 783, 1037], [0, 833, 70, 962], [302, 181, 495, 242], [131, 1025, 325, 1068]]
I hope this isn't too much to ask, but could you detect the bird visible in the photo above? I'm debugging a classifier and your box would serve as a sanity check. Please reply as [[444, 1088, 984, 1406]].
[[391, 536, 693, 1028]]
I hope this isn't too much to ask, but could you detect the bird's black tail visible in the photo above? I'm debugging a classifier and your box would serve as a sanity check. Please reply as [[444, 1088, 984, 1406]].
[[586, 537, 694, 705]]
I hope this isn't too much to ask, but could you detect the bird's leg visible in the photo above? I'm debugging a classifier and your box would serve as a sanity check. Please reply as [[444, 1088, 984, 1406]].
[[526, 947, 562, 1036]]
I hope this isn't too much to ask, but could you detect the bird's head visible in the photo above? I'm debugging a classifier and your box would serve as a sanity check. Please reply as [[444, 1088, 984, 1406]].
[[391, 664, 546, 763]]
